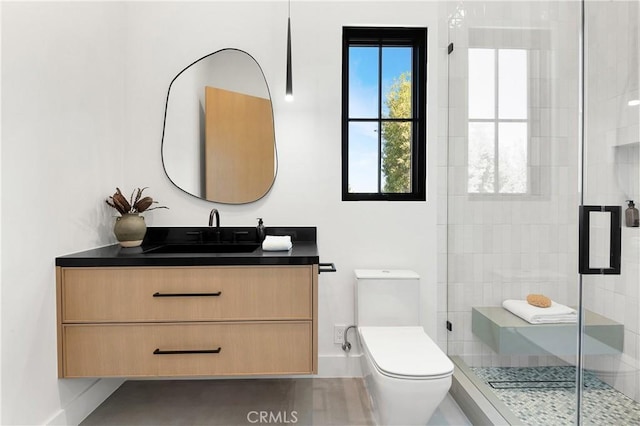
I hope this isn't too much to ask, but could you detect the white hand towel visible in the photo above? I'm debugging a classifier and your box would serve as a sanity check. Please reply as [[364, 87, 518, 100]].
[[502, 299, 577, 324], [262, 235, 292, 251]]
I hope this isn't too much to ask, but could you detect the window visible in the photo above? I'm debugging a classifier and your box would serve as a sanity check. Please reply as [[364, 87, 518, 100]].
[[342, 27, 427, 201], [467, 48, 529, 194]]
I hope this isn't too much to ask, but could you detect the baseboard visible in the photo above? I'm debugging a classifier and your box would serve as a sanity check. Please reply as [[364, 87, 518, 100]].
[[46, 378, 125, 426], [317, 353, 363, 377]]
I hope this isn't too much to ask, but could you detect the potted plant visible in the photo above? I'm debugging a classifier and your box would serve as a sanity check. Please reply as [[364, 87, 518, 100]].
[[106, 187, 167, 247]]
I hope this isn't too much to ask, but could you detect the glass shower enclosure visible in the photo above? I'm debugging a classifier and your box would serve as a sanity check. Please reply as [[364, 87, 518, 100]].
[[444, 1, 640, 424]]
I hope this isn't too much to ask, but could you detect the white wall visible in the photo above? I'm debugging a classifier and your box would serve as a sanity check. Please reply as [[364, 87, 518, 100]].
[[1, 1, 443, 424], [1, 2, 128, 424]]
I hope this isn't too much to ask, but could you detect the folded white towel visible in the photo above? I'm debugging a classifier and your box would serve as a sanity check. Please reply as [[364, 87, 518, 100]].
[[502, 299, 577, 324], [262, 235, 292, 251]]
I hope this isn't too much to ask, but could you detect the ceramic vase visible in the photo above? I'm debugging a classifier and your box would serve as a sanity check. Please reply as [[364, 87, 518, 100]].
[[114, 213, 146, 247]]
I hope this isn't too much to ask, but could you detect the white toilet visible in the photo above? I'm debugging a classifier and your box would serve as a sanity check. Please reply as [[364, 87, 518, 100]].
[[355, 269, 454, 426]]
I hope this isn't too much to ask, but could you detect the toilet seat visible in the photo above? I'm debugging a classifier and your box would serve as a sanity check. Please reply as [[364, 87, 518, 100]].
[[359, 326, 454, 380]]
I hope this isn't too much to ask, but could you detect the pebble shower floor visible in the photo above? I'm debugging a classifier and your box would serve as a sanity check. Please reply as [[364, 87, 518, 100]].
[[470, 366, 640, 425]]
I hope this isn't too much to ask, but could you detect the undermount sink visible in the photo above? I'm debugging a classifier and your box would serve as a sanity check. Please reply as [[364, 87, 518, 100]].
[[143, 243, 260, 254]]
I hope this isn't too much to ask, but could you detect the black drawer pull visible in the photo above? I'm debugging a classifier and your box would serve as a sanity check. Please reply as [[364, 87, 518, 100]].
[[153, 347, 221, 355], [152, 291, 222, 297]]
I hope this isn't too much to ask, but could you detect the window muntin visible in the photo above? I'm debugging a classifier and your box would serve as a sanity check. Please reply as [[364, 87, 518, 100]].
[[342, 27, 427, 201]]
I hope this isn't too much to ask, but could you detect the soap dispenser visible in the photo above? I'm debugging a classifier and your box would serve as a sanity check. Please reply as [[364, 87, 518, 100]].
[[626, 200, 639, 227], [256, 218, 266, 242]]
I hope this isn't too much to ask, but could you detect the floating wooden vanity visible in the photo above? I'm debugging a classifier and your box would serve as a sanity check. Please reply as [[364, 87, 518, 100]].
[[56, 227, 321, 378]]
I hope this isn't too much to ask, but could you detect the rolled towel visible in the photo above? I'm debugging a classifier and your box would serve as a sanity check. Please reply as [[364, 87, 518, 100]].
[[527, 294, 552, 308], [262, 235, 292, 251], [502, 299, 577, 324]]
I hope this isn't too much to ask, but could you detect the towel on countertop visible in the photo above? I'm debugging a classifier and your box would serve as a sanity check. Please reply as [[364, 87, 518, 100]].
[[502, 299, 577, 324], [262, 235, 292, 251]]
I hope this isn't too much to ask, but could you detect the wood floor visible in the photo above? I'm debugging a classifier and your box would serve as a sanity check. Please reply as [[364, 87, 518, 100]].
[[81, 378, 374, 425], [81, 378, 470, 425]]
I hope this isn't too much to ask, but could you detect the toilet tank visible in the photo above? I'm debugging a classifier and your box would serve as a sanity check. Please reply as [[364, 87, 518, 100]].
[[355, 269, 420, 327]]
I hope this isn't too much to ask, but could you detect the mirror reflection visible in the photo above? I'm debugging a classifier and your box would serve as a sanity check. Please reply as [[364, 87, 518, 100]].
[[161, 49, 277, 204]]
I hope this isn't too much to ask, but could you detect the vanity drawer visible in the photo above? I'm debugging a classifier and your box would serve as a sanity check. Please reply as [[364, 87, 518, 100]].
[[61, 266, 312, 322], [62, 322, 312, 377]]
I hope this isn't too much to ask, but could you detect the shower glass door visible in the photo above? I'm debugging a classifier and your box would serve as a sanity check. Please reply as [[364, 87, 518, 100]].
[[580, 0, 640, 424], [444, 1, 640, 424]]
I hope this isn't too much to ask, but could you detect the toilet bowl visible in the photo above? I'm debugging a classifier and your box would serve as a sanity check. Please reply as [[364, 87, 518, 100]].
[[355, 270, 454, 426]]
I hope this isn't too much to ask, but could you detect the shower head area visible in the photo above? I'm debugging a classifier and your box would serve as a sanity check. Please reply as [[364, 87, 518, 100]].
[[442, 1, 639, 424]]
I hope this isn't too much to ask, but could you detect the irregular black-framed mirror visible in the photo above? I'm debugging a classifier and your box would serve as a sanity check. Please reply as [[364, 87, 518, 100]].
[[161, 48, 277, 204]]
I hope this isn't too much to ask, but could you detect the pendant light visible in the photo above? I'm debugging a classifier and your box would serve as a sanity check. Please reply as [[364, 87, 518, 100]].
[[285, 0, 293, 102]]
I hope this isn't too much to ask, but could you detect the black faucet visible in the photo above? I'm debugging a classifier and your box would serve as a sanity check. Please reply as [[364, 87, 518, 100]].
[[208, 209, 221, 242], [209, 209, 220, 228]]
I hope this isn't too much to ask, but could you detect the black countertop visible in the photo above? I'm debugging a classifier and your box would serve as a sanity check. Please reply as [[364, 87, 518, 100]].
[[56, 227, 319, 267]]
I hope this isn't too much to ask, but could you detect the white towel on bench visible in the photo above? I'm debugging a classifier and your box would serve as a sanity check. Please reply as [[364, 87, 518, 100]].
[[502, 299, 577, 324]]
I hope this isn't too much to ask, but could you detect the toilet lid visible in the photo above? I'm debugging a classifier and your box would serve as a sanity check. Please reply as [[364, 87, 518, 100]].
[[359, 326, 454, 379]]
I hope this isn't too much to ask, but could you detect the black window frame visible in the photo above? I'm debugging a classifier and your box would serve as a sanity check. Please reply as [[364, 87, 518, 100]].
[[341, 26, 427, 201]]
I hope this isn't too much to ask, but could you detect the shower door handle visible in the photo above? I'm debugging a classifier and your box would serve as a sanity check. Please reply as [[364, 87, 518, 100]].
[[579, 205, 621, 275]]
